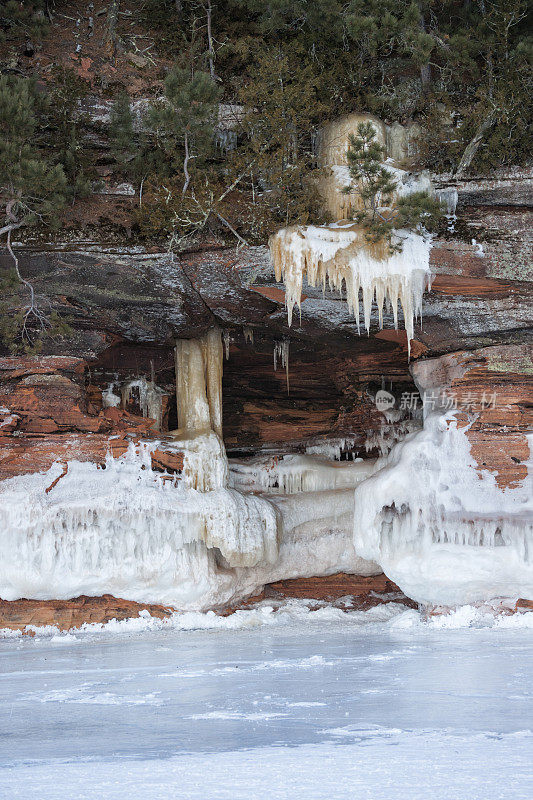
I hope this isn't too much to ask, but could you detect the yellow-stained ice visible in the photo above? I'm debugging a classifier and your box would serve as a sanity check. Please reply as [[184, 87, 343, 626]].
[[175, 327, 223, 437]]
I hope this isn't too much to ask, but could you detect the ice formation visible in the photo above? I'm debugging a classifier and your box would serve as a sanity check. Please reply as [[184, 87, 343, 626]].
[[223, 329, 231, 360], [176, 430, 229, 492], [436, 186, 458, 232], [305, 437, 357, 461], [230, 453, 379, 494], [262, 488, 380, 585], [273, 339, 290, 393], [0, 443, 279, 608], [101, 377, 166, 428], [0, 325, 381, 610], [121, 377, 166, 430], [0, 438, 383, 609], [101, 382, 121, 408], [353, 412, 533, 606], [102, 381, 122, 408], [436, 186, 458, 218], [270, 223, 431, 357], [318, 109, 433, 222], [320, 113, 387, 167], [364, 419, 420, 457], [243, 326, 254, 345], [321, 162, 433, 222], [175, 327, 223, 437]]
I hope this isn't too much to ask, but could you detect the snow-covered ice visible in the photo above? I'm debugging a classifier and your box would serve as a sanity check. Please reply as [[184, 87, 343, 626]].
[[1, 602, 532, 799]]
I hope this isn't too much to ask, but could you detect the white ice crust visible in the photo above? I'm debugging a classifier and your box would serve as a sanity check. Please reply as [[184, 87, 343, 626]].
[[353, 412, 533, 606], [0, 440, 379, 609], [0, 442, 278, 608]]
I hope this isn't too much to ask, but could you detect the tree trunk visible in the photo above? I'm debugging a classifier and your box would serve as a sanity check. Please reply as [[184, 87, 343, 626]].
[[206, 0, 215, 79], [102, 0, 120, 60], [418, 7, 431, 89], [454, 109, 497, 178], [182, 133, 191, 195]]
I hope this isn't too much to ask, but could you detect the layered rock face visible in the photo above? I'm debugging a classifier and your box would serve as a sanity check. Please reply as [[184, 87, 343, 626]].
[[0, 162, 531, 616]]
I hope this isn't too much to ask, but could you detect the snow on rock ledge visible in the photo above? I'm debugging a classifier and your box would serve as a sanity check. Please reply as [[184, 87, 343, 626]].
[[0, 442, 279, 609], [0, 437, 381, 610], [353, 413, 533, 606], [270, 223, 431, 356]]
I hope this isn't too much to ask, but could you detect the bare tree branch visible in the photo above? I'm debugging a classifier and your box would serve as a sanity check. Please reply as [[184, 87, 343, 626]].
[[3, 222, 50, 345], [454, 109, 497, 178]]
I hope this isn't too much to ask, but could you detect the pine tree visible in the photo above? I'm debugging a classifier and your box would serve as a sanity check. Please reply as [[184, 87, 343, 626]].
[[149, 66, 221, 195], [110, 91, 136, 178], [0, 1, 48, 42], [235, 44, 323, 235], [45, 66, 93, 203], [0, 76, 66, 348], [344, 121, 441, 249]]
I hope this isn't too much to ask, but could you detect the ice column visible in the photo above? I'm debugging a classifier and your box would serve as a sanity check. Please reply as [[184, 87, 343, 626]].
[[175, 328, 223, 437]]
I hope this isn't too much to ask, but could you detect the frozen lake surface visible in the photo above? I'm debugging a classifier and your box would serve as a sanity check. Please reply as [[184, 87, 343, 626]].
[[1, 602, 532, 799]]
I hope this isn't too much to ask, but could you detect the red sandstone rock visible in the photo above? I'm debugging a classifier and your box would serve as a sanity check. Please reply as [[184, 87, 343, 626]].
[[0, 356, 108, 434], [412, 344, 533, 488], [151, 447, 184, 473], [0, 431, 185, 481], [229, 573, 418, 614], [0, 575, 414, 632], [0, 433, 130, 479], [0, 595, 174, 632]]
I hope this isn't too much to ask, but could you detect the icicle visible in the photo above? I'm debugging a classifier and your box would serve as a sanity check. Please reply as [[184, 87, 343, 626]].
[[243, 326, 254, 345], [230, 452, 379, 494], [273, 339, 290, 395], [121, 377, 166, 430], [436, 187, 458, 232], [270, 223, 431, 360], [305, 436, 357, 461], [363, 419, 419, 457], [436, 186, 458, 217], [223, 330, 231, 360]]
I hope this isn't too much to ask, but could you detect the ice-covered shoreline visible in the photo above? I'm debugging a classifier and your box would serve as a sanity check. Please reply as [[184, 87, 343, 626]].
[[2, 598, 532, 642]]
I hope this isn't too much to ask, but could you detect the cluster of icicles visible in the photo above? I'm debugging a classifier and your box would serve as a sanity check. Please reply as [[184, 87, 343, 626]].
[[270, 223, 431, 358]]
